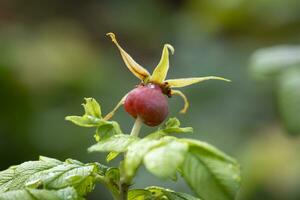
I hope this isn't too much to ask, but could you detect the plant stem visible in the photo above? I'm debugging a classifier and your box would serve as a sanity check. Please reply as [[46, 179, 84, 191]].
[[94, 174, 119, 200], [119, 181, 129, 200], [130, 116, 143, 137], [118, 117, 143, 200]]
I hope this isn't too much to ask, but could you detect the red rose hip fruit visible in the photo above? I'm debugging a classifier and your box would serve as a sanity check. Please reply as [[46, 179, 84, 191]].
[[124, 83, 169, 126]]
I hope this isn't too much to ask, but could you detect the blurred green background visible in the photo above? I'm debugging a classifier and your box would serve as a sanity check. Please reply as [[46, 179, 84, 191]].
[[1, 0, 300, 199]]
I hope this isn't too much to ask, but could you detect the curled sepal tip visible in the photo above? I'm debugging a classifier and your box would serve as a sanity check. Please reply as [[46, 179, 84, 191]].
[[150, 44, 175, 83], [171, 90, 189, 114], [106, 32, 150, 81], [165, 76, 231, 88]]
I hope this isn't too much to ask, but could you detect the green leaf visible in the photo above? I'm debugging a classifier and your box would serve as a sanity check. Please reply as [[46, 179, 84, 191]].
[[147, 118, 193, 139], [0, 187, 81, 200], [88, 135, 139, 153], [128, 186, 201, 200], [143, 140, 188, 179], [162, 118, 193, 134], [95, 121, 123, 140], [249, 45, 300, 79], [65, 115, 101, 127], [128, 189, 152, 200], [106, 152, 119, 162], [0, 156, 104, 196], [65, 98, 102, 127], [82, 98, 101, 118], [124, 138, 164, 179], [278, 69, 300, 135], [147, 186, 201, 200], [180, 139, 241, 200], [104, 168, 120, 198]]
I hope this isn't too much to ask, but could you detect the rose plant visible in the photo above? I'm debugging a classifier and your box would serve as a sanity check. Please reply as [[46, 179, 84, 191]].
[[0, 33, 241, 200]]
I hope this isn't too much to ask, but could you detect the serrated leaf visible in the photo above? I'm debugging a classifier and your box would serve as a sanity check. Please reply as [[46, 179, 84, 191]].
[[128, 187, 201, 200], [143, 140, 188, 179], [88, 135, 139, 153], [162, 118, 193, 134], [82, 98, 101, 118], [124, 138, 164, 179], [65, 98, 103, 127], [0, 156, 104, 196], [96, 121, 123, 140], [0, 187, 81, 200], [180, 139, 241, 200], [147, 118, 193, 139]]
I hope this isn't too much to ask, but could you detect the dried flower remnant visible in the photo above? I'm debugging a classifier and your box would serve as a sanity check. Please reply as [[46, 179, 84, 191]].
[[105, 32, 230, 126]]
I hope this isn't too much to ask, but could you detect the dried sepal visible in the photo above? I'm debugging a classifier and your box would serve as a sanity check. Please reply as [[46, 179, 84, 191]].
[[104, 93, 128, 120], [171, 90, 189, 114], [150, 44, 174, 83], [165, 76, 231, 88], [106, 32, 150, 81]]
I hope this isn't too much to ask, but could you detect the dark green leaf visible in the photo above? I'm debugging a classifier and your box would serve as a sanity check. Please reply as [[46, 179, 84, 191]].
[[0, 156, 104, 196]]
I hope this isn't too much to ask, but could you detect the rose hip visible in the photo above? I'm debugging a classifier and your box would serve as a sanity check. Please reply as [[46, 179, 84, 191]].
[[124, 83, 169, 126]]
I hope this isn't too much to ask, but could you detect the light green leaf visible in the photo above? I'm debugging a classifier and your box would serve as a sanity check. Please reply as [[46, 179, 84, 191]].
[[65, 98, 102, 127], [88, 135, 139, 153], [82, 98, 101, 118], [65, 116, 102, 127], [124, 138, 164, 179], [143, 140, 188, 179], [106, 152, 119, 162], [180, 139, 241, 200], [0, 187, 81, 200], [249, 45, 300, 79], [162, 118, 193, 134], [96, 121, 123, 140], [128, 186, 201, 200], [0, 156, 104, 196], [128, 189, 152, 200], [147, 118, 193, 139]]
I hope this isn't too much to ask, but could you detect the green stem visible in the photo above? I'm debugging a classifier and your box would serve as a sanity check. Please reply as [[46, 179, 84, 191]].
[[118, 117, 143, 200], [130, 116, 143, 137]]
